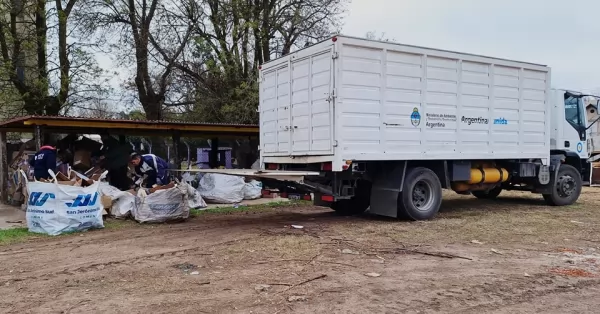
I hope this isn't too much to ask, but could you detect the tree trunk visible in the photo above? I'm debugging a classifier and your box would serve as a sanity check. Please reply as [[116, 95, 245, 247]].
[[142, 95, 163, 120]]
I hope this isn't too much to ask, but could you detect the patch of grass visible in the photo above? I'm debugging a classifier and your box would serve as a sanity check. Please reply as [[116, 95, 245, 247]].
[[104, 219, 137, 230], [0, 219, 136, 246], [0, 227, 40, 245], [190, 200, 310, 217]]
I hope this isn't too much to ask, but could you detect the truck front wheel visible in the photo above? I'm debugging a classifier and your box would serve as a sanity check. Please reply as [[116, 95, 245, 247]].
[[397, 167, 442, 220], [542, 164, 582, 206]]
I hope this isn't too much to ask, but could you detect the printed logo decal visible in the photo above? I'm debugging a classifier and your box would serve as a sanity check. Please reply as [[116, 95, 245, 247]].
[[461, 116, 489, 125], [493, 118, 508, 125], [28, 192, 55, 206], [65, 193, 99, 208], [410, 108, 421, 127]]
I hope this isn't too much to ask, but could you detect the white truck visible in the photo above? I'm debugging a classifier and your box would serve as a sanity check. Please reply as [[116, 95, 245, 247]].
[[257, 35, 591, 220]]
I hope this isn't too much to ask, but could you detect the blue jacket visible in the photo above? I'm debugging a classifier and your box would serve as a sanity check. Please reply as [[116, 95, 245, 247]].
[[135, 154, 169, 179], [29, 146, 57, 179]]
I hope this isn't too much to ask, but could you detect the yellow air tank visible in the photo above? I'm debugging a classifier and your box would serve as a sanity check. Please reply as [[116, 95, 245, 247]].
[[468, 168, 509, 184]]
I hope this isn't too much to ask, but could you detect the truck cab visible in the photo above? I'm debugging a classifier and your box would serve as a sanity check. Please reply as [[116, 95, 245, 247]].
[[551, 89, 589, 159], [550, 89, 596, 184]]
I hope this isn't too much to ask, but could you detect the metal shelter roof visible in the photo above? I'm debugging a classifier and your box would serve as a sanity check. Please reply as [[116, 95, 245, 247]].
[[0, 115, 259, 138]]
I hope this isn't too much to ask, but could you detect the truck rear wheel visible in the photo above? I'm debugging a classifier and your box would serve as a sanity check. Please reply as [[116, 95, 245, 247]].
[[543, 164, 582, 206], [331, 180, 372, 216], [472, 186, 502, 199], [397, 167, 442, 220]]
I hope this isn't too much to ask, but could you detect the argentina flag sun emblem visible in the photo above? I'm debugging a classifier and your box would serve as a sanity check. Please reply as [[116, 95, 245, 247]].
[[411, 107, 421, 127]]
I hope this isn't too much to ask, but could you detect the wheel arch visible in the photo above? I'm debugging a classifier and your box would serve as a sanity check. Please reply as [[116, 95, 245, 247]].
[[550, 149, 583, 172], [405, 160, 450, 189]]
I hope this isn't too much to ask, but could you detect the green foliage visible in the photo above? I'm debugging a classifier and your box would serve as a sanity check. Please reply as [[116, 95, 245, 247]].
[[155, 0, 348, 124], [0, 228, 34, 245], [190, 200, 309, 217], [0, 0, 348, 122], [0, 0, 111, 116]]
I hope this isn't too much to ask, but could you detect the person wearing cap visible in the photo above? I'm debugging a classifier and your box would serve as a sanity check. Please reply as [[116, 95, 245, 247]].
[[29, 145, 57, 180], [130, 152, 170, 188]]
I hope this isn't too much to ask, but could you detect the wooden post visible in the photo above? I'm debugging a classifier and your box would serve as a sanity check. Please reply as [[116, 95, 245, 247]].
[[209, 137, 219, 168], [34, 125, 42, 150], [0, 132, 8, 203]]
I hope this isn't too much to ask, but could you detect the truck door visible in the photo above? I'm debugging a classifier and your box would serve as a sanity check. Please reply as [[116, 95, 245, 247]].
[[260, 65, 291, 155], [289, 49, 335, 155], [562, 92, 588, 159]]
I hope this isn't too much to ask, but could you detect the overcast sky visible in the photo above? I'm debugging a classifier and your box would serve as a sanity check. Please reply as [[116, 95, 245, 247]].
[[343, 0, 600, 94], [98, 0, 600, 104]]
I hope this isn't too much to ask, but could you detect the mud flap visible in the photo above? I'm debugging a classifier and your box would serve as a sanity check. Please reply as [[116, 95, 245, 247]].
[[536, 156, 563, 194], [369, 161, 407, 218]]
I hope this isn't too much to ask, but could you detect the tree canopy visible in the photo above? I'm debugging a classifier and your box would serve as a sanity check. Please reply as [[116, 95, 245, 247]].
[[0, 0, 350, 122]]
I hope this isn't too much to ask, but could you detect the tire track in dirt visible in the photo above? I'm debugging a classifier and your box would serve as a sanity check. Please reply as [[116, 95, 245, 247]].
[[4, 200, 600, 313], [0, 209, 332, 286], [450, 277, 600, 313], [0, 229, 262, 283]]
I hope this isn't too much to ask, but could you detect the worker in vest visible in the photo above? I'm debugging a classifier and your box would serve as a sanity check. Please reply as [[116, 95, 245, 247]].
[[130, 153, 170, 188], [29, 145, 57, 180]]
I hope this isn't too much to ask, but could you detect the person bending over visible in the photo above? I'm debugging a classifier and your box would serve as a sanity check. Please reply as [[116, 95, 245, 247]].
[[130, 153, 170, 188]]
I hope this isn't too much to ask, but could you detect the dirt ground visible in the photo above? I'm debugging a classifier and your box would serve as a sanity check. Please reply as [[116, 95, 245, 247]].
[[2, 188, 600, 314]]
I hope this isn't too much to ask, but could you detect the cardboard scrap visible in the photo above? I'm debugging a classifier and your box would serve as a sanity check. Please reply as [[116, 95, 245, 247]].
[[73, 150, 92, 171]]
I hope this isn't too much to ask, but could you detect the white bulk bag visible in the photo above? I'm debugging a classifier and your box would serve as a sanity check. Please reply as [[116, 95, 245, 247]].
[[243, 180, 263, 200], [181, 182, 207, 209], [197, 173, 245, 204], [133, 185, 189, 223], [24, 170, 106, 236], [112, 193, 139, 219], [97, 182, 137, 219]]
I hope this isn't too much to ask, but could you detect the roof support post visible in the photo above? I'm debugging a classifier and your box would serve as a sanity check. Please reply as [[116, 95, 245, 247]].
[[0, 131, 8, 203], [172, 132, 181, 172], [34, 125, 43, 150]]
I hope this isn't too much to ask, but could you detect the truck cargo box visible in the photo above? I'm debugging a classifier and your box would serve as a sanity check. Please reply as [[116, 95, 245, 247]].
[[259, 35, 551, 171]]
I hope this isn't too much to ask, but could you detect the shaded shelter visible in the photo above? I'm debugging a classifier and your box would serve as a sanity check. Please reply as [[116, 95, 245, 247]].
[[0, 115, 259, 202]]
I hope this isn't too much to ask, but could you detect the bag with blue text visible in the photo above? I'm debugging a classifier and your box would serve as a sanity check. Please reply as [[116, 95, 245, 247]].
[[133, 184, 189, 223], [24, 169, 106, 235]]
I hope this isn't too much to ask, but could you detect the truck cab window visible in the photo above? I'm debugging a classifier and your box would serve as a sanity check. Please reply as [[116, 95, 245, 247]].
[[564, 95, 585, 129]]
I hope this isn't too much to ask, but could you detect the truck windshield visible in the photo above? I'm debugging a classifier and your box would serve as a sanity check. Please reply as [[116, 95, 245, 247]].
[[564, 95, 586, 130]]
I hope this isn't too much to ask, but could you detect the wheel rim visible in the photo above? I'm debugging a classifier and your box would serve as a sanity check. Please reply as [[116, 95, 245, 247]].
[[556, 174, 577, 198], [412, 180, 435, 211]]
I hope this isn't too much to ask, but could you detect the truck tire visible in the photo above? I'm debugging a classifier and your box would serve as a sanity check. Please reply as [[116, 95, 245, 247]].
[[472, 186, 502, 199], [542, 164, 582, 206], [397, 167, 442, 220], [331, 180, 372, 216]]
